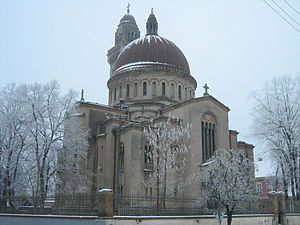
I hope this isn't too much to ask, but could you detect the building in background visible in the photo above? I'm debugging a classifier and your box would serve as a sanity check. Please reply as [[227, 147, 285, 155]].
[[256, 176, 283, 200]]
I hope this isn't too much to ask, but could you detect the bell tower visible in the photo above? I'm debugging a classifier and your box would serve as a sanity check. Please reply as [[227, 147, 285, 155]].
[[107, 4, 140, 77]]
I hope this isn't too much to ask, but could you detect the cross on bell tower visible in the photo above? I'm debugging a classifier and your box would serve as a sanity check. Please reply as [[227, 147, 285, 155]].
[[203, 83, 209, 96], [127, 2, 130, 14]]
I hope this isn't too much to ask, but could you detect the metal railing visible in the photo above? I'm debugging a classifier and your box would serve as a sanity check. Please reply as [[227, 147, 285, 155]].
[[1, 194, 300, 216], [0, 194, 99, 216]]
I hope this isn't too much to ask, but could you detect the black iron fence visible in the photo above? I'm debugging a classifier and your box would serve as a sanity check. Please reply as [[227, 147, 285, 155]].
[[286, 199, 300, 213], [116, 196, 275, 216], [1, 194, 300, 216], [0, 194, 99, 216], [117, 196, 207, 216]]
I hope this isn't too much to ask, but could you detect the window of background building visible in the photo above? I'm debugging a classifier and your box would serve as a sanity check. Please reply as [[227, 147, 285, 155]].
[[256, 183, 262, 193]]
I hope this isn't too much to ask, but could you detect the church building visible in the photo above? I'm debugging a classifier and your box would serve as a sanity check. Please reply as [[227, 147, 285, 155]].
[[74, 7, 254, 199]]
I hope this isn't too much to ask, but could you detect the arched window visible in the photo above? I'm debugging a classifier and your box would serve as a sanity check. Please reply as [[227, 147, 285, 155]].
[[134, 83, 138, 97], [143, 82, 147, 96], [178, 85, 182, 99], [119, 85, 122, 98], [114, 88, 117, 100], [144, 144, 153, 170], [171, 83, 175, 98], [152, 82, 156, 96], [185, 87, 188, 100], [126, 84, 130, 97], [119, 143, 125, 170], [162, 82, 166, 96], [201, 114, 217, 161], [189, 90, 192, 99]]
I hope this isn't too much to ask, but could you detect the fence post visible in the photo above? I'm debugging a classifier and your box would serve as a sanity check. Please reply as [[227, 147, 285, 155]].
[[269, 191, 285, 225], [97, 189, 114, 217]]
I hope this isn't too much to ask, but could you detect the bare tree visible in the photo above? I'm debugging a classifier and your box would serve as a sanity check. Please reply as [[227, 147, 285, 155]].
[[143, 117, 191, 208], [200, 149, 256, 225], [251, 75, 300, 199]]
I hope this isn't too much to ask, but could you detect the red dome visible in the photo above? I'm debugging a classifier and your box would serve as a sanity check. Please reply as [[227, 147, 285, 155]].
[[114, 34, 191, 75]]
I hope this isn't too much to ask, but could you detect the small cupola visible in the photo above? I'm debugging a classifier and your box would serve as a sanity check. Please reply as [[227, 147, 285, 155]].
[[146, 9, 158, 35]]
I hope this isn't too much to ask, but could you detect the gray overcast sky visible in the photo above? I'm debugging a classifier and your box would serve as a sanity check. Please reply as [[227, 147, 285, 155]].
[[1, 0, 299, 176]]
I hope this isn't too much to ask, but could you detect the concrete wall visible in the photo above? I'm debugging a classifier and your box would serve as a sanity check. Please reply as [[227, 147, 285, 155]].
[[285, 213, 300, 225], [108, 215, 275, 225], [2, 214, 300, 225]]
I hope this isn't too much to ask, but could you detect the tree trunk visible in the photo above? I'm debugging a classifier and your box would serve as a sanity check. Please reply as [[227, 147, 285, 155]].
[[226, 207, 233, 225], [156, 147, 160, 210], [162, 152, 168, 209]]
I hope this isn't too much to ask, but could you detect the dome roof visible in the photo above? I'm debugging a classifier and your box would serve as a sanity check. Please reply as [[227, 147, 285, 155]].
[[120, 13, 137, 25], [115, 34, 190, 75]]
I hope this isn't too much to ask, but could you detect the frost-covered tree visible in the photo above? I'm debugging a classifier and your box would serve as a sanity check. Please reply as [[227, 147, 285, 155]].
[[251, 75, 300, 199], [18, 81, 84, 207], [0, 81, 90, 209], [0, 84, 28, 205], [56, 106, 91, 195], [143, 117, 191, 208], [200, 149, 256, 225]]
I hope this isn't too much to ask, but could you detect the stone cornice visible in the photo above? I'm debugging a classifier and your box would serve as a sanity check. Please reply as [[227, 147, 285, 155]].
[[161, 95, 230, 113], [77, 101, 126, 115]]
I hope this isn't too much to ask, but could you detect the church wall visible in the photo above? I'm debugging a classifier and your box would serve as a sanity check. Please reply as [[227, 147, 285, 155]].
[[120, 127, 144, 196], [98, 121, 119, 191], [163, 99, 230, 198], [96, 135, 106, 191]]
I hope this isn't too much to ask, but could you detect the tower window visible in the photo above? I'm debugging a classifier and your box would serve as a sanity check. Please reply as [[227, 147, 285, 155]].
[[126, 84, 130, 97], [178, 85, 182, 99], [162, 82, 166, 96], [185, 87, 188, 100], [152, 82, 156, 96], [190, 90, 192, 99], [134, 83, 138, 97], [143, 82, 147, 96], [114, 88, 117, 100], [201, 114, 216, 161]]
